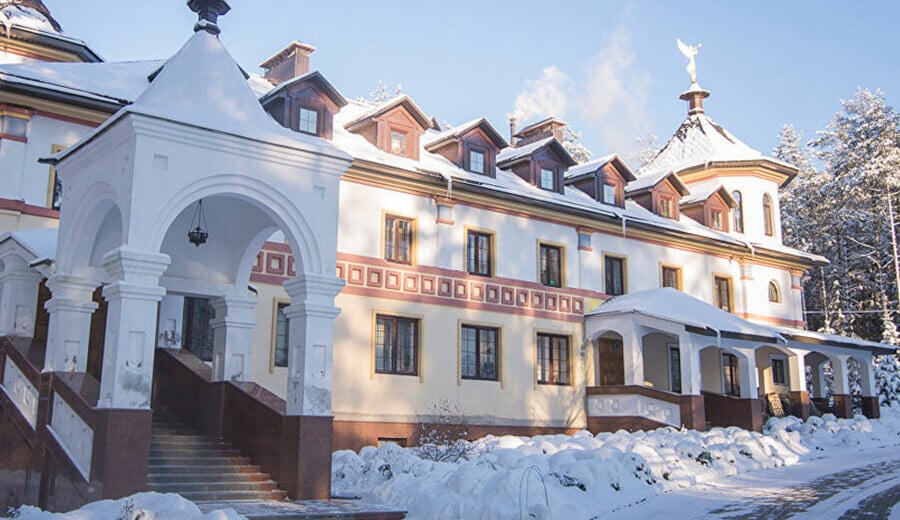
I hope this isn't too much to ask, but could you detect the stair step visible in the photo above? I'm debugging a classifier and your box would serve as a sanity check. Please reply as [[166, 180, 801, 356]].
[[149, 456, 251, 466], [148, 464, 261, 475], [148, 472, 270, 484], [150, 447, 242, 457], [150, 480, 278, 493], [178, 490, 288, 502]]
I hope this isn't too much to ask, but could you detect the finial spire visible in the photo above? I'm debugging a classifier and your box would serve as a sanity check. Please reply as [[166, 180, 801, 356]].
[[187, 0, 230, 35], [676, 38, 710, 115]]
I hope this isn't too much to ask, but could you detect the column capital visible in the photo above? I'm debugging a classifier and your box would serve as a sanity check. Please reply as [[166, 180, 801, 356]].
[[283, 273, 345, 303], [102, 282, 166, 303], [102, 246, 170, 285], [210, 295, 257, 331]]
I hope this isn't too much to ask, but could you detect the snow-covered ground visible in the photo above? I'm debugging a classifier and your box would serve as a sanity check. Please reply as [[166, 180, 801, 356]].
[[332, 406, 900, 519], [7, 407, 899, 520], [3, 492, 245, 520]]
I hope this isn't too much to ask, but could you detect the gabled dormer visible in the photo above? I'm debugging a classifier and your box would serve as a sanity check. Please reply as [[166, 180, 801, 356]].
[[424, 118, 508, 177], [625, 171, 690, 219], [260, 70, 347, 140], [496, 137, 576, 194], [679, 183, 737, 232], [564, 154, 636, 208], [344, 95, 432, 160]]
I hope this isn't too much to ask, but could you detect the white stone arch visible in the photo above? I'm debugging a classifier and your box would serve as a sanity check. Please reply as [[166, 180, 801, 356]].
[[753, 343, 796, 395], [641, 330, 681, 392], [55, 180, 125, 276], [148, 174, 325, 276], [698, 344, 750, 396]]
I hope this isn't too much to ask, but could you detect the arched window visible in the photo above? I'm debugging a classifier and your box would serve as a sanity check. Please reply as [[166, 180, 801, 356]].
[[732, 190, 743, 233], [768, 281, 780, 303], [763, 194, 774, 236]]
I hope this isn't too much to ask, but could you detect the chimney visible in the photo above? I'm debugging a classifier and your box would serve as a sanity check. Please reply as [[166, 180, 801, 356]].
[[509, 117, 517, 148], [513, 117, 567, 146], [259, 41, 316, 86]]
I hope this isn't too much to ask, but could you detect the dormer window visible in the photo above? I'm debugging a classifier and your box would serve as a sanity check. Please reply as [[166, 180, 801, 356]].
[[540, 167, 556, 191], [391, 129, 409, 156], [298, 107, 319, 135], [659, 197, 673, 218], [710, 209, 723, 230], [602, 184, 616, 205], [469, 150, 485, 174]]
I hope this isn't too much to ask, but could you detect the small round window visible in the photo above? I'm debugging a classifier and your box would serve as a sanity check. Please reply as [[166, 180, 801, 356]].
[[768, 281, 781, 303]]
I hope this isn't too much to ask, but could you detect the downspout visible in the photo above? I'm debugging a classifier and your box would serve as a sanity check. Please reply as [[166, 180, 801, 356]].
[[621, 215, 628, 238]]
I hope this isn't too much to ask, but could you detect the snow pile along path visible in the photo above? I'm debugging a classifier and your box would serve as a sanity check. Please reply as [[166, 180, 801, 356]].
[[332, 407, 900, 520], [3, 492, 246, 520]]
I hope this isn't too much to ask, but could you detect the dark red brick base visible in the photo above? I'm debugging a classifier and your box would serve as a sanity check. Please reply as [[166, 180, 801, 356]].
[[789, 391, 810, 420], [832, 394, 853, 418], [861, 396, 881, 419]]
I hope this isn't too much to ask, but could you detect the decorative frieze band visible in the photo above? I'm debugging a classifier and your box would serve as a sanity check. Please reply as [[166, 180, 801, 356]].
[[250, 242, 603, 322]]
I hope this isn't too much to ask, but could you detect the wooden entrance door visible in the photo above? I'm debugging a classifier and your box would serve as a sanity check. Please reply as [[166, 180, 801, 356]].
[[596, 338, 625, 385]]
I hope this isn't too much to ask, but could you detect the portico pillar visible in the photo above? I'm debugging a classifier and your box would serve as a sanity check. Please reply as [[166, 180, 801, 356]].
[[44, 275, 99, 372], [282, 273, 344, 416], [0, 254, 43, 337], [787, 348, 810, 419], [280, 273, 344, 500], [621, 324, 644, 386], [830, 355, 853, 418], [96, 247, 169, 409], [734, 347, 763, 431], [857, 354, 880, 419], [676, 333, 705, 430], [210, 295, 257, 382]]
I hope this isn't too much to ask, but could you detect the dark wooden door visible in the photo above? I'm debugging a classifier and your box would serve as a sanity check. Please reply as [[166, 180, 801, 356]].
[[597, 338, 625, 385]]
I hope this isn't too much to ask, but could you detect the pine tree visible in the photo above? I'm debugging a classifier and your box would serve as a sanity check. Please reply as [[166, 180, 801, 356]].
[[562, 127, 592, 164], [629, 127, 659, 171]]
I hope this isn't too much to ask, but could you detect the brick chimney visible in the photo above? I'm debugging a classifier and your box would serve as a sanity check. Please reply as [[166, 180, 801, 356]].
[[259, 41, 316, 85], [512, 117, 566, 147]]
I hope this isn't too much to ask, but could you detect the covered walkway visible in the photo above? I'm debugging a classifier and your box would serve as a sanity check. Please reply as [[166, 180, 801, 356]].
[[584, 288, 893, 432]]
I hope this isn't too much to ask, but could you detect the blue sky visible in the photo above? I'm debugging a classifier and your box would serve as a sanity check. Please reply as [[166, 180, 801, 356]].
[[50, 1, 899, 163]]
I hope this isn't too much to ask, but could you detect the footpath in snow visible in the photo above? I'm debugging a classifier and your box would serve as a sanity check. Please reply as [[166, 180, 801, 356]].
[[331, 406, 900, 520]]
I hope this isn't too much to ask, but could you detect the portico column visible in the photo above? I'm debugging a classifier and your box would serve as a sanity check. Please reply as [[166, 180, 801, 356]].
[[210, 295, 257, 382], [733, 347, 764, 431], [96, 247, 169, 409], [677, 333, 705, 430], [0, 254, 43, 337], [830, 355, 853, 418], [857, 354, 880, 419], [621, 324, 644, 386], [281, 272, 344, 500], [44, 275, 99, 372], [282, 273, 344, 416], [787, 348, 810, 419]]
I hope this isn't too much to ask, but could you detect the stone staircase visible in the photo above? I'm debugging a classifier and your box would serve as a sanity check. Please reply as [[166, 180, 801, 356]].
[[148, 408, 288, 502]]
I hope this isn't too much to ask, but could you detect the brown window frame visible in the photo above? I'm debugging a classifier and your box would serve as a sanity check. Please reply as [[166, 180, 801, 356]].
[[296, 105, 320, 136], [537, 163, 559, 192], [722, 352, 740, 396], [384, 214, 414, 264], [661, 265, 682, 290], [538, 243, 563, 287], [537, 333, 570, 385], [714, 275, 733, 313], [390, 128, 410, 156], [374, 314, 419, 376], [461, 324, 499, 381], [763, 193, 775, 236], [466, 230, 493, 277], [604, 255, 626, 296], [768, 281, 781, 303]]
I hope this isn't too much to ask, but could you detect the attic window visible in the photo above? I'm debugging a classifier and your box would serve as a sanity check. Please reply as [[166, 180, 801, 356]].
[[469, 150, 485, 174], [659, 197, 673, 218], [391, 130, 408, 156], [710, 209, 723, 230], [0, 115, 28, 141], [540, 168, 555, 191], [602, 184, 616, 205], [298, 107, 318, 135]]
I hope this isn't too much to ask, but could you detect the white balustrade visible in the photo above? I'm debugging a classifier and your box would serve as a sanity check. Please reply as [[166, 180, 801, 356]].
[[47, 392, 93, 481], [587, 393, 681, 427], [0, 357, 39, 428]]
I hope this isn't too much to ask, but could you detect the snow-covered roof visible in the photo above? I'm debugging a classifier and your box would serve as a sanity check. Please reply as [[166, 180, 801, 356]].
[[53, 30, 349, 164], [1, 0, 60, 34], [0, 227, 57, 260], [343, 94, 432, 132], [680, 179, 737, 208], [776, 326, 895, 354], [258, 70, 347, 108], [0, 60, 163, 106], [625, 170, 690, 196], [638, 111, 793, 180], [423, 118, 508, 151], [496, 136, 575, 168], [565, 154, 636, 182], [587, 287, 784, 340]]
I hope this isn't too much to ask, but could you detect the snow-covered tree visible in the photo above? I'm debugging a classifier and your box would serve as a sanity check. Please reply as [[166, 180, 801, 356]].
[[874, 353, 900, 406], [628, 127, 660, 170], [368, 81, 404, 104], [562, 127, 592, 164]]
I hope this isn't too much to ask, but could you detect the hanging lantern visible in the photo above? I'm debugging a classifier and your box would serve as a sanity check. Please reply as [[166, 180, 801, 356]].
[[187, 199, 209, 246]]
